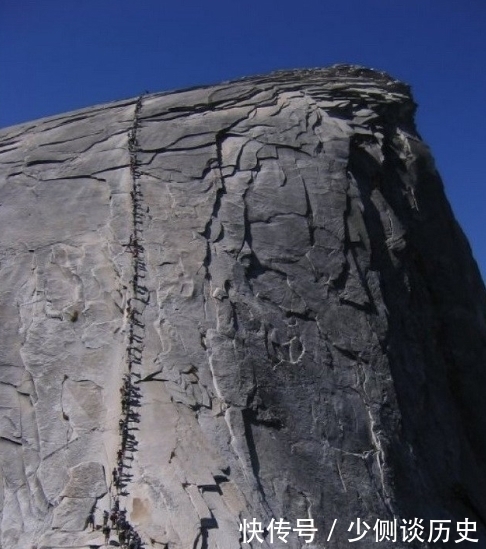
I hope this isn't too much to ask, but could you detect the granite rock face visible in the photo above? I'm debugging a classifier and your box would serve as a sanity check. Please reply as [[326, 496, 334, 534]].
[[0, 66, 485, 548]]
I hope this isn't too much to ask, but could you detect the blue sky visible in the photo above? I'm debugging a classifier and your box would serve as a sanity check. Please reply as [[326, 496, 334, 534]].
[[1, 0, 484, 281]]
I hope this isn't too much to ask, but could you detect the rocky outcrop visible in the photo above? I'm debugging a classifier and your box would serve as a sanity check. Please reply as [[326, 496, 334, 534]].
[[0, 65, 485, 548]]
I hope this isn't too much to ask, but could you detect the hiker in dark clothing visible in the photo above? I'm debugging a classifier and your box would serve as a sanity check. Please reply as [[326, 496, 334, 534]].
[[102, 524, 111, 543], [86, 510, 95, 530], [118, 529, 127, 545], [110, 509, 118, 527]]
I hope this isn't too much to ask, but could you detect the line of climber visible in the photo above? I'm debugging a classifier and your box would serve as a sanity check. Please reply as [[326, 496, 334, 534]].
[[128, 95, 143, 180], [104, 368, 143, 546], [127, 104, 149, 314], [99, 503, 143, 548], [99, 93, 147, 548]]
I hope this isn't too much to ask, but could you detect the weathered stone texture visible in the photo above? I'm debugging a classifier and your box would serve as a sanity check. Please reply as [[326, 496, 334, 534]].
[[0, 66, 485, 548]]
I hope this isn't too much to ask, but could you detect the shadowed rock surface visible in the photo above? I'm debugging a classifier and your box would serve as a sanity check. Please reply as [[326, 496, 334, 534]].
[[0, 65, 485, 548]]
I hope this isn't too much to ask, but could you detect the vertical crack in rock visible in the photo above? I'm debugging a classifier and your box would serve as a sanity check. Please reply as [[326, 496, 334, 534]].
[[241, 409, 272, 515]]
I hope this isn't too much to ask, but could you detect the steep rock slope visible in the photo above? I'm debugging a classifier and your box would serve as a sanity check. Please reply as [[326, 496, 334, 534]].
[[0, 66, 485, 548]]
